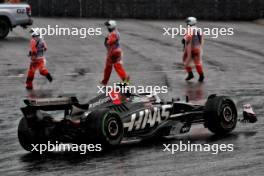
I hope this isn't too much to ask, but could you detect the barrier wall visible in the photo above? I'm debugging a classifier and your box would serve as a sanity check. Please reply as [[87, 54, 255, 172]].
[[25, 0, 264, 20]]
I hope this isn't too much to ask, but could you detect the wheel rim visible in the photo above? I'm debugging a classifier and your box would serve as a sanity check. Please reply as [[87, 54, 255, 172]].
[[223, 106, 233, 122], [107, 119, 119, 137]]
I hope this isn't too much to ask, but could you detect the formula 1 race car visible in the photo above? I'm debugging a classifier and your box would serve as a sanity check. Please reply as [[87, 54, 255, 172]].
[[18, 86, 257, 152]]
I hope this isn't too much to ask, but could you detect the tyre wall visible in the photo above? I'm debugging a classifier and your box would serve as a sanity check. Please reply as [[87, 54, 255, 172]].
[[24, 0, 264, 20]]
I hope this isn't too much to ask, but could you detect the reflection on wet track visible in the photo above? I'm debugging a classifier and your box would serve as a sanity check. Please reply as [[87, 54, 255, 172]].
[[0, 19, 263, 176]]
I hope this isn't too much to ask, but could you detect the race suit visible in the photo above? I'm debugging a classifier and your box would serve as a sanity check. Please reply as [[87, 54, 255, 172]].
[[183, 26, 204, 76], [101, 29, 128, 85], [26, 37, 50, 89]]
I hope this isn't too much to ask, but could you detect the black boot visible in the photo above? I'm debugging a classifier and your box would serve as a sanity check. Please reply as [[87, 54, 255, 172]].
[[185, 72, 194, 81], [46, 73, 53, 82], [198, 73, 204, 82]]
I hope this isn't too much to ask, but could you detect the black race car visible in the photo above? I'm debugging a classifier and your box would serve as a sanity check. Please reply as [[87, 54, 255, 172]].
[[18, 87, 256, 152]]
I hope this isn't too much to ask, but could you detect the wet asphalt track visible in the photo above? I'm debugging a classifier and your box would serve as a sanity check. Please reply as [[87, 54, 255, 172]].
[[0, 18, 264, 176]]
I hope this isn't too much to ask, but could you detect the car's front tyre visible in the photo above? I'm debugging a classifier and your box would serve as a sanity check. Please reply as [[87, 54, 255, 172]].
[[204, 95, 237, 135]]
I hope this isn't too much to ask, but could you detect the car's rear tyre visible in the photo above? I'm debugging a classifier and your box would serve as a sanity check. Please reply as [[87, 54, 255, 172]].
[[18, 118, 38, 151], [85, 109, 123, 146], [0, 19, 9, 39], [204, 95, 237, 135]]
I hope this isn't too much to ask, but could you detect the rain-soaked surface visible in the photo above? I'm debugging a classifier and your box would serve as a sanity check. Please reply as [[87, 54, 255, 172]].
[[0, 19, 263, 176]]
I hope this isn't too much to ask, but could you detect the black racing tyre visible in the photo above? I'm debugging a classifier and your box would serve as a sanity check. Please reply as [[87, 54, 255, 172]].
[[85, 109, 123, 146], [0, 19, 9, 39], [204, 95, 237, 135], [18, 118, 38, 151]]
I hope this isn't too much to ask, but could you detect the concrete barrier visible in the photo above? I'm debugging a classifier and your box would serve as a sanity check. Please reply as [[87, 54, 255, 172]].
[[25, 0, 264, 20]]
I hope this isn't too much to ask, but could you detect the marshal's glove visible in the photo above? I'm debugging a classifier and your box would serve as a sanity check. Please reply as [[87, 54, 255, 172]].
[[181, 38, 185, 45], [28, 51, 32, 57], [104, 37, 108, 47]]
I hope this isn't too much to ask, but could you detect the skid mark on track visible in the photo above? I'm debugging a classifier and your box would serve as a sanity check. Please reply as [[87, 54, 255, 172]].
[[121, 30, 175, 48], [163, 74, 172, 90], [0, 68, 26, 77], [121, 44, 153, 62], [73, 68, 92, 76], [203, 55, 229, 72], [206, 38, 264, 59]]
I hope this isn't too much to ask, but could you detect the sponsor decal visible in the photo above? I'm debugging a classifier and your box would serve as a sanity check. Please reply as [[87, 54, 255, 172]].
[[124, 105, 172, 131], [89, 97, 111, 108], [17, 9, 26, 14], [89, 92, 122, 108]]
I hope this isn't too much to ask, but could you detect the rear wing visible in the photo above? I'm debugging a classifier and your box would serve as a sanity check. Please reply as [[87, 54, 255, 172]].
[[22, 97, 79, 111]]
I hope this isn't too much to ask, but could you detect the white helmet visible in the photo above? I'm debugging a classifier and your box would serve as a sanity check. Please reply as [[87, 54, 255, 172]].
[[30, 28, 40, 37], [105, 20, 117, 29], [186, 17, 197, 26]]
